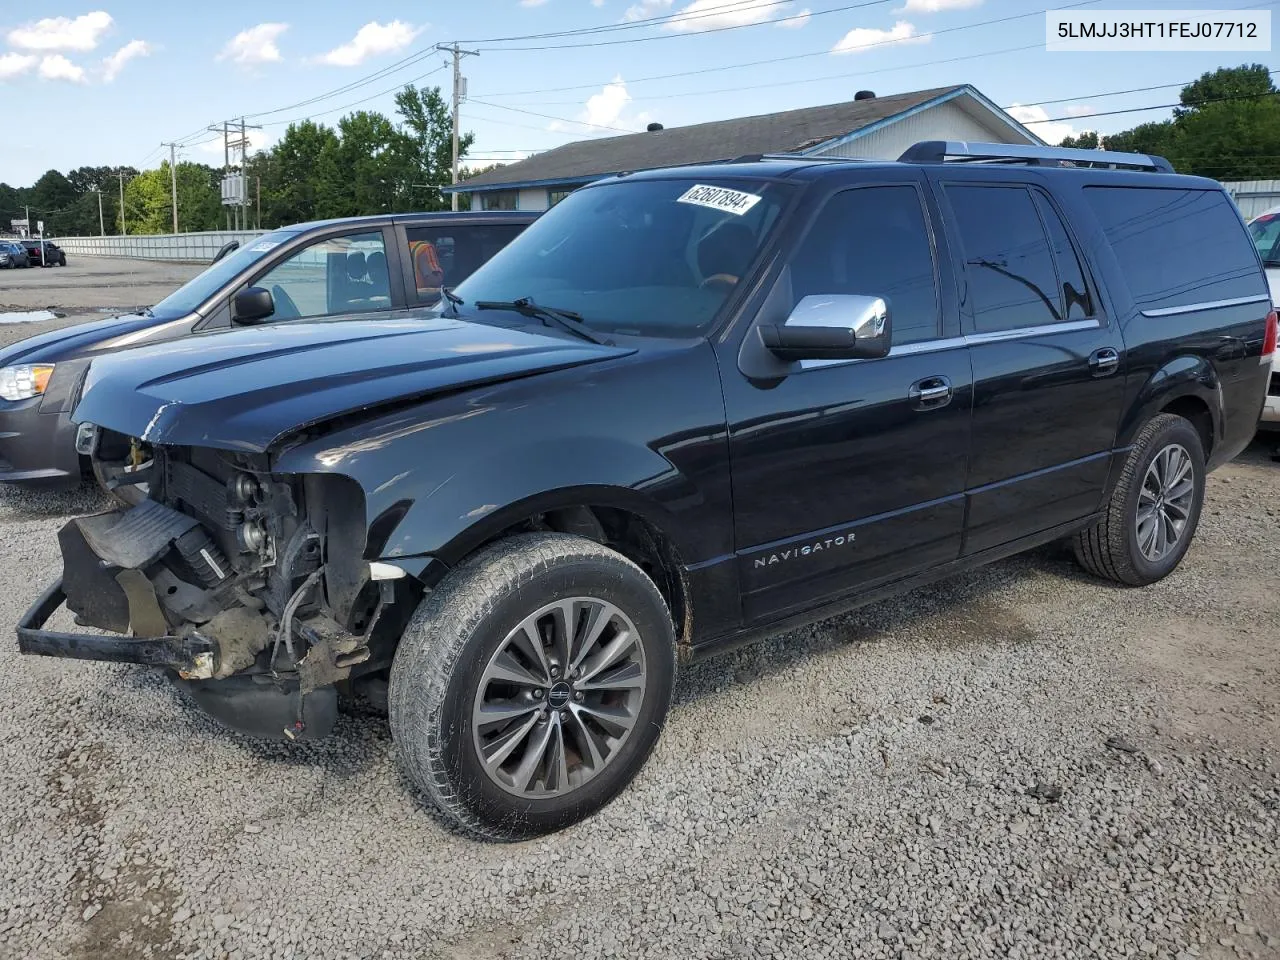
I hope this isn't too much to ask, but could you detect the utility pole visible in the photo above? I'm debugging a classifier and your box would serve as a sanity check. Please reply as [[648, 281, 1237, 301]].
[[95, 189, 104, 236], [210, 119, 260, 230], [435, 43, 478, 212], [118, 171, 127, 235], [163, 142, 180, 233]]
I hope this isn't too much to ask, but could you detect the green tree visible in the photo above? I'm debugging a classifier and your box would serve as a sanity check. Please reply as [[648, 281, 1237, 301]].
[[1177, 63, 1274, 117], [122, 161, 221, 234], [395, 84, 471, 212], [1059, 131, 1100, 149], [250, 120, 342, 227]]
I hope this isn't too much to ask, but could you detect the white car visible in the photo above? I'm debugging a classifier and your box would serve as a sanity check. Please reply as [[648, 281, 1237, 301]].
[[1248, 207, 1280, 431]]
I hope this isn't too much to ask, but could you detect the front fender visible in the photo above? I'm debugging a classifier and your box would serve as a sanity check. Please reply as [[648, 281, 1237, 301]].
[[273, 341, 733, 577]]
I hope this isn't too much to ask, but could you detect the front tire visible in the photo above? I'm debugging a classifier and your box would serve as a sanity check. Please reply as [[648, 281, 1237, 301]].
[[1073, 413, 1206, 586], [389, 533, 676, 840]]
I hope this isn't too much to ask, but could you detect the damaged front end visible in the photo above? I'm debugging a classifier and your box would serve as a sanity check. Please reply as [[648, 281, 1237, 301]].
[[19, 429, 411, 740]]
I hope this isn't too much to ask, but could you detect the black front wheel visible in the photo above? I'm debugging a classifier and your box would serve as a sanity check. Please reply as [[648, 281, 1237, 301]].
[[389, 533, 676, 840]]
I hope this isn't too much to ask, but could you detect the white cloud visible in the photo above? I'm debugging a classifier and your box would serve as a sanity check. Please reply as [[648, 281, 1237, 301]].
[[894, 0, 980, 12], [0, 53, 38, 79], [778, 7, 810, 27], [219, 23, 288, 65], [668, 0, 787, 30], [38, 54, 86, 82], [7, 11, 113, 52], [521, 0, 551, 6], [831, 20, 927, 54], [584, 75, 632, 128], [1064, 104, 1096, 118], [624, 0, 672, 21], [317, 21, 421, 67], [592, 0, 606, 6], [1006, 104, 1078, 145], [102, 40, 150, 81]]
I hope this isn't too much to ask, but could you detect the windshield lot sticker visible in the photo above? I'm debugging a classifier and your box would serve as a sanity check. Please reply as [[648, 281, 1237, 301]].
[[249, 241, 280, 252], [677, 184, 762, 216]]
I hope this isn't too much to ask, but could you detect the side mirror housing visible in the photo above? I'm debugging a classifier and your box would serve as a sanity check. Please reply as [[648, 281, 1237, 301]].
[[759, 294, 892, 362], [231, 286, 275, 325]]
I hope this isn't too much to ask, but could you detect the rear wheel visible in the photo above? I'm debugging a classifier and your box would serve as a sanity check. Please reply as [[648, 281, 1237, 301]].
[[1073, 413, 1205, 586], [389, 533, 676, 840]]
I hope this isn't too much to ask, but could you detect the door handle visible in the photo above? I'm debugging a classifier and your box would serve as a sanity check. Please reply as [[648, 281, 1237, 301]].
[[909, 376, 952, 410], [1089, 347, 1121, 376]]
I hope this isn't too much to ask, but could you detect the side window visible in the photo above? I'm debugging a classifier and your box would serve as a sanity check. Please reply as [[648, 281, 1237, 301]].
[[1033, 192, 1095, 321], [1084, 186, 1268, 311], [946, 184, 1062, 333], [789, 185, 941, 346], [406, 223, 525, 301], [253, 231, 391, 321]]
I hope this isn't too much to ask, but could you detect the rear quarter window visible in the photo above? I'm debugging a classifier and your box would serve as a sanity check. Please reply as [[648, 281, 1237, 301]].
[[1084, 186, 1265, 311]]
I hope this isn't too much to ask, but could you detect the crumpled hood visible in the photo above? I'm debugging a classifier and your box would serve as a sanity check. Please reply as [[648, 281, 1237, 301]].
[[74, 316, 634, 453], [0, 312, 161, 365]]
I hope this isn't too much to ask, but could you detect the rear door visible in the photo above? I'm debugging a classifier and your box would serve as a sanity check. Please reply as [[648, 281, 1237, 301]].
[[932, 175, 1125, 554], [720, 174, 972, 623], [396, 219, 529, 307]]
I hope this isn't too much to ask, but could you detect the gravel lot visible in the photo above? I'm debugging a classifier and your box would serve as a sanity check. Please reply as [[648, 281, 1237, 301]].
[[0, 257, 203, 349], [0, 442, 1276, 959]]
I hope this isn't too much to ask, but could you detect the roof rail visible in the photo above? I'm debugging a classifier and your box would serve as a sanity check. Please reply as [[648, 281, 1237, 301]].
[[898, 140, 1174, 173]]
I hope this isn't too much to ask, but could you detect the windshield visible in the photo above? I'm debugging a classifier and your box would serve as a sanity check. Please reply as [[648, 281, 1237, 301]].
[[1249, 213, 1280, 264], [149, 230, 299, 318], [451, 178, 792, 336]]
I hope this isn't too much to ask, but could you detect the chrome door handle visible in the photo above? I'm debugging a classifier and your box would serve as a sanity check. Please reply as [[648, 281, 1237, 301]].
[[1089, 347, 1120, 376], [909, 376, 952, 410]]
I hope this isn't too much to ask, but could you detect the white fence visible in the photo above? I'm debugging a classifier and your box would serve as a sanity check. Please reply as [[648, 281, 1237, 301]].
[[1223, 180, 1280, 221], [53, 231, 264, 262]]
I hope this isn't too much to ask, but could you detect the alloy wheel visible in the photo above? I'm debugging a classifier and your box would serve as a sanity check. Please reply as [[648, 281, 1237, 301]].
[[1136, 442, 1195, 562], [472, 597, 647, 798]]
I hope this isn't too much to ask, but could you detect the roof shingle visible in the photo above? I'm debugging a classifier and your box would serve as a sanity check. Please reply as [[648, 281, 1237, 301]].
[[459, 85, 965, 190]]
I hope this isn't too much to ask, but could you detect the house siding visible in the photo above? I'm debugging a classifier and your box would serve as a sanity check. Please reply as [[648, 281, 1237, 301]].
[[811, 101, 1015, 160]]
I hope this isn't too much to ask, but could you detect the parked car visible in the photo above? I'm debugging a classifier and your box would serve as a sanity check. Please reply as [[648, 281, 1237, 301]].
[[21, 239, 66, 267], [1247, 206, 1280, 431], [0, 241, 30, 268], [18, 142, 1275, 839], [0, 211, 535, 488]]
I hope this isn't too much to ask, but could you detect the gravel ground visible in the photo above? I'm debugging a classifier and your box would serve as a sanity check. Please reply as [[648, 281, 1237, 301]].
[[0, 446, 1276, 960], [0, 258, 202, 349]]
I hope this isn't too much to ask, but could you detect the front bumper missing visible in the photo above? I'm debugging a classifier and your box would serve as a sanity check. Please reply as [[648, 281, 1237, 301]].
[[17, 578, 216, 677]]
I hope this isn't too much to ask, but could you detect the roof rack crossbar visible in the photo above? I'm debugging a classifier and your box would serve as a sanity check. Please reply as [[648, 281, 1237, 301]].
[[898, 140, 1174, 173]]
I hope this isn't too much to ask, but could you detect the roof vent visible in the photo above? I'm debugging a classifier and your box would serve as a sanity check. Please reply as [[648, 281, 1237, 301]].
[[647, 122, 664, 132], [854, 90, 876, 101]]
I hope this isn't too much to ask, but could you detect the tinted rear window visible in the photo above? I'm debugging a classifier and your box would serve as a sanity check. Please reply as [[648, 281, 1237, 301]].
[[1085, 186, 1265, 311]]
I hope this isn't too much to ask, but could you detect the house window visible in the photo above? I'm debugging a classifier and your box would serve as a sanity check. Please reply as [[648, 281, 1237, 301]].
[[480, 191, 519, 211], [548, 188, 575, 207]]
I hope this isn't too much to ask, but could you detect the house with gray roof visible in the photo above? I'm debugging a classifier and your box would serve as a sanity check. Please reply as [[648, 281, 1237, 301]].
[[447, 83, 1043, 212]]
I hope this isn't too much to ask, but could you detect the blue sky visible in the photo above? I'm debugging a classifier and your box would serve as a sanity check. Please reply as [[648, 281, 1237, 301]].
[[0, 0, 1276, 186]]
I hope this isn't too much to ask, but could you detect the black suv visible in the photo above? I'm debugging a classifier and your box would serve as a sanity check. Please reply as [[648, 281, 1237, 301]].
[[18, 142, 1275, 839], [21, 239, 65, 267]]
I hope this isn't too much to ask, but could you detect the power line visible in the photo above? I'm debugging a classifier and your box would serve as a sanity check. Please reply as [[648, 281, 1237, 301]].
[[1018, 87, 1280, 126], [472, 0, 893, 51], [258, 64, 450, 129], [468, 98, 638, 135], [474, 0, 1102, 96], [1013, 68, 1280, 110], [460, 0, 802, 43]]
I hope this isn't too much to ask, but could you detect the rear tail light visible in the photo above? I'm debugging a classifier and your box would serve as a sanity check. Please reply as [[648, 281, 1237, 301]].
[[1264, 309, 1278, 359]]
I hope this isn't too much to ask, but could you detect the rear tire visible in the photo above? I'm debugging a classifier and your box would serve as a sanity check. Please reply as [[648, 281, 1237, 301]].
[[389, 533, 676, 840], [1072, 413, 1205, 586]]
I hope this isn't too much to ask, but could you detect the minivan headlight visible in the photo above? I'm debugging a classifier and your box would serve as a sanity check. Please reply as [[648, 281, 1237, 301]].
[[0, 364, 55, 401]]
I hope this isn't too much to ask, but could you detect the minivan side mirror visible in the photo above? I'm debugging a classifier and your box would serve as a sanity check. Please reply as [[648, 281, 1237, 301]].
[[759, 294, 892, 362], [231, 286, 275, 325]]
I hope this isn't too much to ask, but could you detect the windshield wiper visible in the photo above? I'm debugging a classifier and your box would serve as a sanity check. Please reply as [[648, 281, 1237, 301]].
[[439, 287, 464, 318], [474, 297, 612, 346]]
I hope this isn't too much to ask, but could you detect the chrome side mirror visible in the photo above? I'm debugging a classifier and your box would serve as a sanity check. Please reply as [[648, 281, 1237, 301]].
[[759, 294, 892, 362]]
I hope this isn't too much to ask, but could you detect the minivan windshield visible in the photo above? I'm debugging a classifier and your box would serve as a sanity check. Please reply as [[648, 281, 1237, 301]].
[[149, 229, 300, 318], [450, 178, 792, 337]]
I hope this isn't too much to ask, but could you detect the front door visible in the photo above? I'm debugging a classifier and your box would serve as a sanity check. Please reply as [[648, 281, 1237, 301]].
[[933, 178, 1126, 554], [719, 178, 972, 624]]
